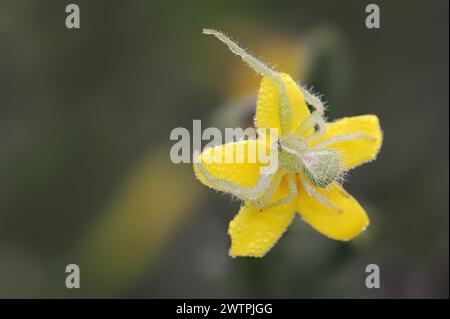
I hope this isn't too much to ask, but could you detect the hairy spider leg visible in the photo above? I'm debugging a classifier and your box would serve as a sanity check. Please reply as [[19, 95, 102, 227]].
[[294, 86, 328, 143], [312, 132, 376, 149], [300, 85, 325, 116], [299, 175, 342, 212], [261, 173, 298, 210], [250, 170, 285, 208], [202, 29, 293, 135], [195, 162, 280, 208]]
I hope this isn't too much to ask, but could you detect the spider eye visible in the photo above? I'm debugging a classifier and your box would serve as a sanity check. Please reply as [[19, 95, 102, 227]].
[[276, 140, 282, 151], [302, 149, 340, 188]]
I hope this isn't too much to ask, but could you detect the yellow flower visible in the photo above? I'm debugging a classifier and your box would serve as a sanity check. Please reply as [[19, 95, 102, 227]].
[[194, 29, 383, 257]]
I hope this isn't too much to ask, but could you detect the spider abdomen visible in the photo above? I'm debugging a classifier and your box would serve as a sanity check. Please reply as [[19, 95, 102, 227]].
[[301, 149, 340, 188]]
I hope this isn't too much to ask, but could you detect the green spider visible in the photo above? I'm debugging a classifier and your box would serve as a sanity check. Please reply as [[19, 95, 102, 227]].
[[195, 29, 374, 212]]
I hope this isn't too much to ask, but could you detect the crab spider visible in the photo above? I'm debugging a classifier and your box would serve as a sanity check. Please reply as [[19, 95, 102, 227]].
[[197, 29, 374, 211]]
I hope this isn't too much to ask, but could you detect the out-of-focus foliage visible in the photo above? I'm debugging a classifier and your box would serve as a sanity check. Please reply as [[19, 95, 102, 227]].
[[70, 150, 202, 297]]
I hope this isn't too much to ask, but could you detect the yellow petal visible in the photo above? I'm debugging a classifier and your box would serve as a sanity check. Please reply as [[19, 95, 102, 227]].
[[229, 198, 296, 257], [311, 115, 383, 170], [194, 139, 266, 188], [297, 183, 369, 241], [256, 73, 310, 134]]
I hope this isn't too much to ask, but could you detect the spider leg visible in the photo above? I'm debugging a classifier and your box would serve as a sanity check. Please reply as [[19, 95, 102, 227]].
[[262, 173, 298, 209], [295, 111, 322, 136], [195, 162, 276, 207], [294, 86, 327, 143], [203, 29, 292, 135], [312, 132, 376, 149], [203, 29, 277, 80], [248, 171, 286, 208], [305, 117, 327, 143], [299, 175, 342, 213], [300, 85, 325, 116]]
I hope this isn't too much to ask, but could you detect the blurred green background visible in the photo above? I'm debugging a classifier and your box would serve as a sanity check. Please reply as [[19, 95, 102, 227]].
[[0, 0, 448, 298]]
